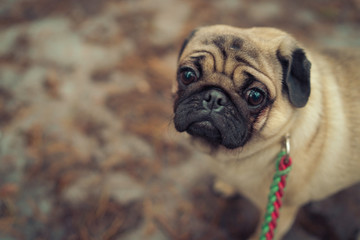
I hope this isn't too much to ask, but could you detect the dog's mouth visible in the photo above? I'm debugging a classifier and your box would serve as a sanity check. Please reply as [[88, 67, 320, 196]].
[[186, 120, 222, 144]]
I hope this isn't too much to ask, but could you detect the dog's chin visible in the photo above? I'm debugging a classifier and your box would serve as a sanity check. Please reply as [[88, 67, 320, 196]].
[[187, 121, 222, 143], [186, 121, 241, 149]]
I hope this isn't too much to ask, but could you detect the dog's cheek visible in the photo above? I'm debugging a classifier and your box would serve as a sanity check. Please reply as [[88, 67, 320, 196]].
[[253, 108, 271, 132], [259, 99, 295, 138], [172, 88, 187, 112]]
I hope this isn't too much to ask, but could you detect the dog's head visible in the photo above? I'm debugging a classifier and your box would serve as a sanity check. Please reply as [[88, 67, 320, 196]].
[[173, 25, 311, 149]]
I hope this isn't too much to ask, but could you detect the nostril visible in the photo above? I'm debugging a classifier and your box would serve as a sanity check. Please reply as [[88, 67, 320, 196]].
[[204, 92, 212, 102], [214, 92, 228, 106], [217, 98, 224, 106]]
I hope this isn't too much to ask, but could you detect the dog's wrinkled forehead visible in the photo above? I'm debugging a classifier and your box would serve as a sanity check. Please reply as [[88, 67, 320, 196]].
[[178, 25, 289, 62], [177, 25, 293, 85]]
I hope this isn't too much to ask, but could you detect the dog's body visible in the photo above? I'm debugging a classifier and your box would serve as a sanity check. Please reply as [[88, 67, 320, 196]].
[[173, 25, 360, 239]]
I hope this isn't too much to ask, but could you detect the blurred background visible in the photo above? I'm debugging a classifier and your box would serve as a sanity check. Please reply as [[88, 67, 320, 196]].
[[0, 0, 360, 239]]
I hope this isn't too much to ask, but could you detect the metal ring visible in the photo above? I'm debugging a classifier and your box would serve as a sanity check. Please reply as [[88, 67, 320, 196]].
[[285, 134, 290, 156]]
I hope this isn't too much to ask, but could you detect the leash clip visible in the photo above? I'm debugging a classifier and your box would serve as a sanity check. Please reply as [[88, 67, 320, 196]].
[[284, 134, 291, 164], [285, 134, 290, 156]]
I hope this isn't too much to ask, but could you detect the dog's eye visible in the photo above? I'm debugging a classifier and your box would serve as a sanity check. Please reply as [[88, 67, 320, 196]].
[[246, 88, 265, 106], [180, 69, 197, 85]]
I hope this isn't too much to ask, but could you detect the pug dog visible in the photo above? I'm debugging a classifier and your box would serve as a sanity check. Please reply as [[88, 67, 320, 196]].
[[173, 25, 360, 239]]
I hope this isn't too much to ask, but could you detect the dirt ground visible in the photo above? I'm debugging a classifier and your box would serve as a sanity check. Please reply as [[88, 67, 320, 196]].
[[0, 0, 360, 239]]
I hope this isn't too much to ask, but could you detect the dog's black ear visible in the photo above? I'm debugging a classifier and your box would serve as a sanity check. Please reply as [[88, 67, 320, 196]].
[[178, 28, 199, 60], [277, 47, 311, 108]]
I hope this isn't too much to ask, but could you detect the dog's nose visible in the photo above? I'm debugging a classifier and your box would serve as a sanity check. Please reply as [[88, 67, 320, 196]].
[[203, 89, 228, 112]]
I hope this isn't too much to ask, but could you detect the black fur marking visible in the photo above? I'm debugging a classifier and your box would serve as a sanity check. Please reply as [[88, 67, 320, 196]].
[[178, 29, 198, 60], [212, 36, 227, 61], [230, 37, 244, 50]]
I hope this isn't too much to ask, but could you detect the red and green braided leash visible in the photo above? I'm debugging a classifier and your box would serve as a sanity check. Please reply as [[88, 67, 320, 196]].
[[259, 147, 292, 240]]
